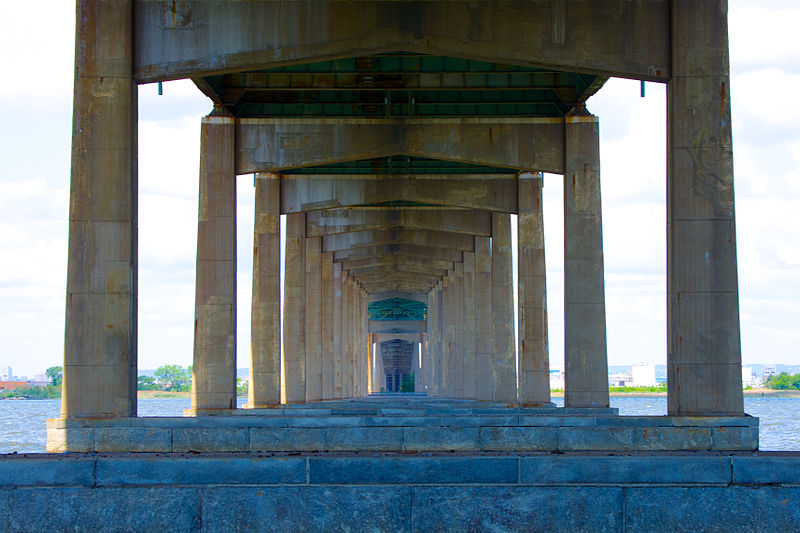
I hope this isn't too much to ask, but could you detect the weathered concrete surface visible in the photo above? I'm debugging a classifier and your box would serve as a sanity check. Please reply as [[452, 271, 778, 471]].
[[667, 1, 744, 417], [491, 213, 516, 402], [283, 213, 306, 403], [248, 173, 281, 407], [474, 236, 493, 401], [134, 1, 670, 82], [238, 119, 564, 176], [7, 451, 800, 532], [304, 236, 323, 402], [63, 0, 138, 419], [518, 173, 551, 405], [306, 209, 491, 237], [563, 113, 609, 409], [191, 115, 237, 411], [47, 398, 757, 454], [283, 175, 517, 214]]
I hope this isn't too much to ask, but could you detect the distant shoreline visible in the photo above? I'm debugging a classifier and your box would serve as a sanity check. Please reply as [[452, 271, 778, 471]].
[[4, 388, 799, 401]]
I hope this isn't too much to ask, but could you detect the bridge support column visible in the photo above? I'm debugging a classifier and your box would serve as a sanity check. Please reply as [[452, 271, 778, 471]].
[[491, 213, 516, 402], [518, 172, 551, 405], [475, 237, 493, 401], [564, 111, 609, 408], [462, 252, 477, 399], [333, 263, 343, 398], [343, 276, 354, 397], [191, 113, 237, 412], [426, 285, 439, 396], [441, 275, 453, 397], [63, 0, 137, 418], [305, 236, 322, 401], [321, 252, 335, 399], [284, 213, 306, 403], [452, 263, 465, 398], [249, 173, 281, 407], [668, 1, 743, 416]]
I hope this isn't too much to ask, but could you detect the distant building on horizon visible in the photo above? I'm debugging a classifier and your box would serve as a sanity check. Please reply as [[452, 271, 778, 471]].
[[1, 366, 13, 382], [631, 364, 657, 387]]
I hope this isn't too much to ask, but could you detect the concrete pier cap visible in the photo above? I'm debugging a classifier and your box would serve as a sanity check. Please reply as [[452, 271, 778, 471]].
[[52, 0, 757, 458]]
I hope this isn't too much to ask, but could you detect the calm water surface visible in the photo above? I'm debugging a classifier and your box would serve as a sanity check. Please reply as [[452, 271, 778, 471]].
[[1, 397, 797, 453]]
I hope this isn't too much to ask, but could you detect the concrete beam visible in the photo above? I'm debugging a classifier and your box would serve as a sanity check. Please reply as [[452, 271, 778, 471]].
[[239, 119, 563, 176], [282, 174, 517, 214], [342, 256, 454, 273], [368, 291, 426, 304], [369, 321, 427, 335], [323, 229, 475, 253], [306, 209, 491, 237], [134, 1, 669, 82], [347, 264, 449, 279], [333, 244, 463, 264]]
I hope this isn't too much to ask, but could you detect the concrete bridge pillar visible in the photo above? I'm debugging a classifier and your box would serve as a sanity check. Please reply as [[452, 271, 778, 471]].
[[668, 1, 743, 416], [491, 213, 516, 402], [341, 276, 352, 397], [563, 111, 609, 408], [518, 173, 551, 406], [333, 262, 343, 398], [305, 236, 322, 402], [248, 173, 281, 408], [284, 213, 306, 403], [462, 252, 477, 399], [191, 113, 237, 412], [441, 275, 453, 397], [419, 333, 428, 393], [62, 0, 138, 418], [452, 262, 465, 398], [321, 252, 335, 400], [475, 237, 493, 401], [426, 285, 439, 396]]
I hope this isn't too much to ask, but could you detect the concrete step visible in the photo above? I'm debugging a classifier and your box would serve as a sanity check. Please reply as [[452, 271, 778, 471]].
[[47, 397, 759, 453]]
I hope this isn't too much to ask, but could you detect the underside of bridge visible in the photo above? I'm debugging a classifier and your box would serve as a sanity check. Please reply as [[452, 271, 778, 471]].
[[52, 0, 754, 454]]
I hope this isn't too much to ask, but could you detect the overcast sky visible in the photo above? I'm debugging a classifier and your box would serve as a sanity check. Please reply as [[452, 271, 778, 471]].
[[1, 1, 798, 378]]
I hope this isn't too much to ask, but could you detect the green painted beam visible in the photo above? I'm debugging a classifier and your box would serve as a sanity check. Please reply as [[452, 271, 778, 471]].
[[369, 297, 427, 321]]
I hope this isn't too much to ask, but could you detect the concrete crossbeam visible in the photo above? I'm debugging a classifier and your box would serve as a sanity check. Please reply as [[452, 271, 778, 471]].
[[334, 244, 463, 264], [323, 229, 475, 252], [282, 175, 517, 214], [191, 115, 237, 412], [306, 209, 491, 237], [134, 1, 670, 82], [341, 256, 454, 273], [238, 119, 563, 176]]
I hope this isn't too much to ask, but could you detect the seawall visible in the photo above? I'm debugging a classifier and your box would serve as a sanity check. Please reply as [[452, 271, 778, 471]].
[[0, 452, 798, 531]]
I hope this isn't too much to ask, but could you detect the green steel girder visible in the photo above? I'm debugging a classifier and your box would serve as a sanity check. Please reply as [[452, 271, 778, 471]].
[[199, 52, 604, 118], [369, 298, 427, 321]]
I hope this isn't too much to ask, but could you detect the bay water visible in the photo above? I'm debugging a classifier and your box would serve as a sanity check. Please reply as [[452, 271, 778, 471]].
[[1, 397, 797, 453]]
